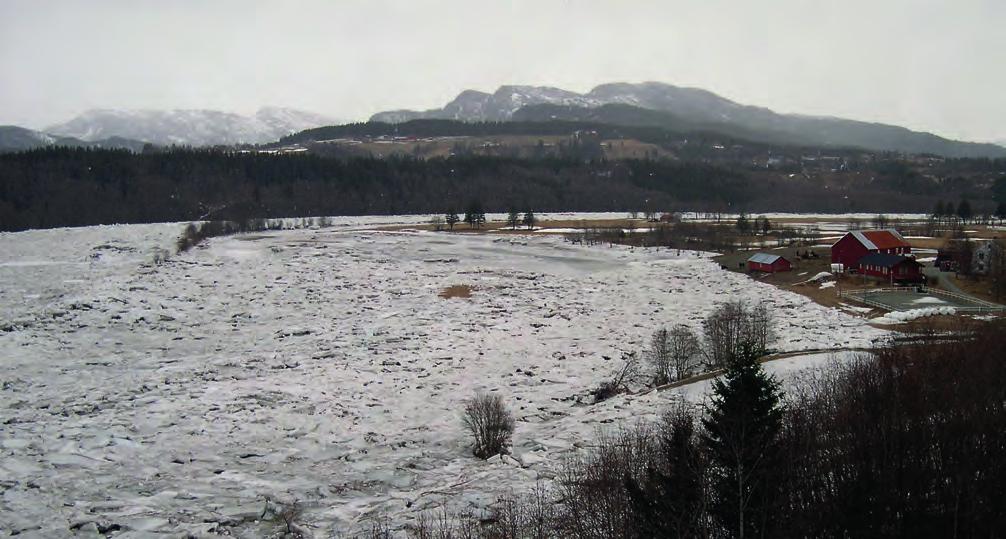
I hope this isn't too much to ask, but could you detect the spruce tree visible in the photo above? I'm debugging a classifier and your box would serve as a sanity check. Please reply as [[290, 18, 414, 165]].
[[957, 199, 973, 224], [933, 200, 945, 219], [465, 200, 484, 229], [701, 344, 783, 539], [759, 216, 771, 236], [445, 208, 459, 230], [506, 207, 520, 230], [735, 213, 750, 234], [522, 209, 536, 230]]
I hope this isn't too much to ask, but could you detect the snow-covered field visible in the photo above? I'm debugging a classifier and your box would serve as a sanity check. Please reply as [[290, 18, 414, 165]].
[[0, 218, 888, 537]]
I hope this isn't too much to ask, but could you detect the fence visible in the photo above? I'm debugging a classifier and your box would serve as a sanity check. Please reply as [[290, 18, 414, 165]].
[[840, 286, 1006, 313]]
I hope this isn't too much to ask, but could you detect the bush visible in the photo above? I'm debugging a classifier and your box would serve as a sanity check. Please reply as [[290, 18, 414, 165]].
[[626, 404, 709, 538], [463, 392, 515, 459], [773, 325, 1006, 537], [175, 218, 276, 254], [591, 352, 639, 402], [557, 424, 660, 538]]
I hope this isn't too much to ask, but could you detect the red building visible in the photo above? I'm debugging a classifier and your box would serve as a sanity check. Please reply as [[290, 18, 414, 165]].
[[857, 253, 923, 283], [747, 253, 793, 273], [831, 229, 912, 270]]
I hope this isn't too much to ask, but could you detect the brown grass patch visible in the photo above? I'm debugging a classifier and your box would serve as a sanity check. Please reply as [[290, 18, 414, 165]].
[[439, 284, 474, 299]]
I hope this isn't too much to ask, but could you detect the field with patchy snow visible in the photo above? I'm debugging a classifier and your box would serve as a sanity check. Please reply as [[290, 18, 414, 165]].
[[0, 218, 888, 537]]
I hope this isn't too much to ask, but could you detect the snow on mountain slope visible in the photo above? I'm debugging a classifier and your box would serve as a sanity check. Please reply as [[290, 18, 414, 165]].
[[370, 81, 729, 123], [46, 107, 338, 146], [372, 85, 602, 123], [0, 125, 56, 151], [0, 125, 148, 153], [0, 217, 888, 536]]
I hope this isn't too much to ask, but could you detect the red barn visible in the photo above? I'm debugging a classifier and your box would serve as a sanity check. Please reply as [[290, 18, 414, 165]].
[[747, 253, 792, 273], [831, 229, 911, 270], [857, 253, 923, 283]]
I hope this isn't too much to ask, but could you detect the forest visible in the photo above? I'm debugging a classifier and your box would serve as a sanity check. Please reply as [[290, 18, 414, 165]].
[[0, 146, 1001, 231]]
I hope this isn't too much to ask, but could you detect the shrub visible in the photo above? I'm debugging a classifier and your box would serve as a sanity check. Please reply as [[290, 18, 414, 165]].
[[557, 424, 661, 538], [625, 404, 709, 538], [591, 352, 639, 402], [463, 392, 515, 459], [262, 498, 305, 538]]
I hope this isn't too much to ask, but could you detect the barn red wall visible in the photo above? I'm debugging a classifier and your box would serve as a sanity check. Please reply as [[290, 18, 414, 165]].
[[831, 234, 871, 267], [748, 259, 791, 273], [858, 261, 922, 281]]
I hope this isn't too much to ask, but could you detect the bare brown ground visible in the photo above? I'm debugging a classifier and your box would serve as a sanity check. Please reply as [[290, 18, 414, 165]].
[[439, 284, 474, 299]]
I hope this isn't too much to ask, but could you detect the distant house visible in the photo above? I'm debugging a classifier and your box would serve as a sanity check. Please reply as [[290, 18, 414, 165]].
[[934, 249, 959, 272], [972, 240, 1002, 275], [935, 239, 1001, 274], [747, 253, 792, 273], [857, 253, 923, 283], [831, 229, 912, 270]]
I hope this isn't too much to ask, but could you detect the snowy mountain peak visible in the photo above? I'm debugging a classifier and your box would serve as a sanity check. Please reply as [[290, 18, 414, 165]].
[[368, 82, 729, 123], [46, 107, 338, 146]]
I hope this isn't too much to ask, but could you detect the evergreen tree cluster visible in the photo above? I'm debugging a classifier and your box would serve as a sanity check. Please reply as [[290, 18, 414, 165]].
[[0, 147, 751, 231], [1, 146, 1001, 232]]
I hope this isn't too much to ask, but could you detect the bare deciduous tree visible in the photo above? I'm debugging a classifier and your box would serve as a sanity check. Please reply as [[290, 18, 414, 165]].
[[668, 325, 702, 382], [702, 301, 774, 368], [647, 328, 700, 385], [647, 328, 674, 385], [463, 392, 515, 459]]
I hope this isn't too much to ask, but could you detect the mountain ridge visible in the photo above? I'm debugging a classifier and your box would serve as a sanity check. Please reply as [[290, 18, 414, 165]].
[[371, 81, 1006, 158], [46, 107, 337, 146], [0, 125, 147, 153]]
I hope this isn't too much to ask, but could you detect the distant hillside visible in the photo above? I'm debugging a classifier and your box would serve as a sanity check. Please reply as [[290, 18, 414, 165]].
[[0, 125, 146, 153], [371, 81, 1006, 158], [280, 119, 664, 144], [46, 107, 337, 146]]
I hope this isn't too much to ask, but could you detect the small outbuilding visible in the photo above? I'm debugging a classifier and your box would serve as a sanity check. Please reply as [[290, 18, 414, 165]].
[[747, 253, 792, 273], [856, 253, 923, 283]]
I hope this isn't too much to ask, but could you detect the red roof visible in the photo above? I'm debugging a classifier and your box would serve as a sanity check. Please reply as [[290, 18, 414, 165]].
[[851, 230, 911, 250]]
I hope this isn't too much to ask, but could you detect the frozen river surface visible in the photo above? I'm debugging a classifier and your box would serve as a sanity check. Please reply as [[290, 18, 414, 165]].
[[0, 220, 886, 537]]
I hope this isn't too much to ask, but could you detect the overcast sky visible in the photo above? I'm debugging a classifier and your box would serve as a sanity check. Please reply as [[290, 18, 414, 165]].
[[2, 0, 1003, 142]]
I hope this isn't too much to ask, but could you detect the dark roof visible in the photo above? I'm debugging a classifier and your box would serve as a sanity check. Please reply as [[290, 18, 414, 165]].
[[857, 253, 920, 268]]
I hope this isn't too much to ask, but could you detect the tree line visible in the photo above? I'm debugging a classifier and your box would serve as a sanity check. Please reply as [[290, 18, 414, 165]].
[[0, 147, 743, 231], [1, 146, 1002, 232]]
